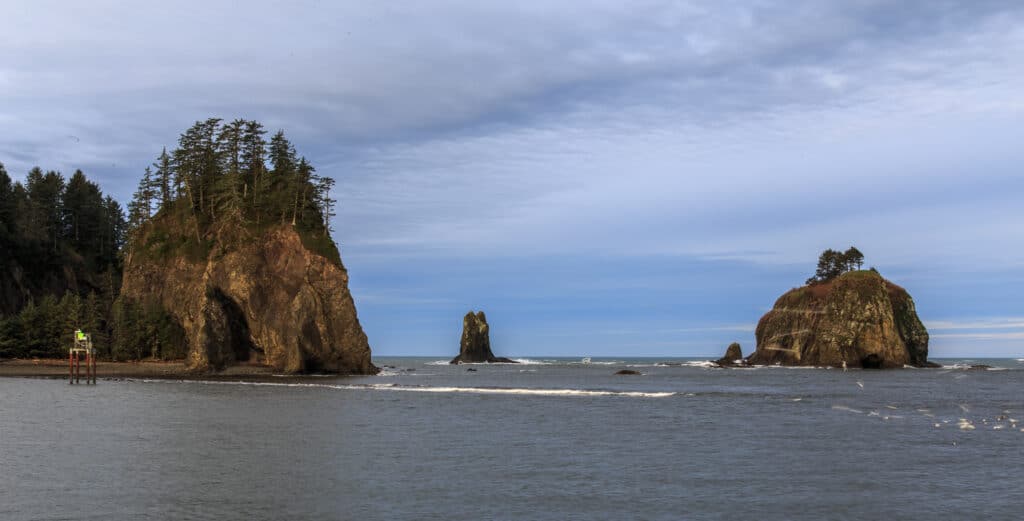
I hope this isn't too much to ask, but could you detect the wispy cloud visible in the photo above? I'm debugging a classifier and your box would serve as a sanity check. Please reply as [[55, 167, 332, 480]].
[[927, 318, 1024, 331]]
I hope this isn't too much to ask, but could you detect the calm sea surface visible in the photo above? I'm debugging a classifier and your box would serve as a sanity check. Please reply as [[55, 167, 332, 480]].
[[2, 357, 1022, 520]]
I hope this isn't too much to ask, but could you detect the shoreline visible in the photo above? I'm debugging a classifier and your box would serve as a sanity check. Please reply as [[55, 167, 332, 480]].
[[0, 358, 326, 381]]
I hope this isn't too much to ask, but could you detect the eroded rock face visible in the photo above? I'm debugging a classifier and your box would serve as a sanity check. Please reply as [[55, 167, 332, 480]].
[[450, 311, 515, 364], [121, 226, 376, 374], [748, 270, 929, 368]]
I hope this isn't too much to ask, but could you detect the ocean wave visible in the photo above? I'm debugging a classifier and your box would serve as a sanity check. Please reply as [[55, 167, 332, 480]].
[[831, 405, 864, 414], [686, 361, 719, 368], [942, 363, 1009, 371], [426, 358, 554, 366], [138, 379, 675, 398], [510, 358, 556, 365]]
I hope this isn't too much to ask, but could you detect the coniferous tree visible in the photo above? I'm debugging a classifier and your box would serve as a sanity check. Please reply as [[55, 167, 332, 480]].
[[152, 148, 174, 211], [844, 246, 864, 271], [127, 167, 156, 233], [99, 196, 126, 264], [25, 168, 66, 253], [808, 247, 867, 284], [0, 313, 24, 358], [315, 175, 336, 235], [241, 120, 267, 222], [82, 291, 107, 354], [0, 162, 14, 243], [58, 291, 83, 350]]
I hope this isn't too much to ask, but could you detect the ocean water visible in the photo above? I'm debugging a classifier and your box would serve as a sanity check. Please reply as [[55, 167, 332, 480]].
[[2, 357, 1023, 520]]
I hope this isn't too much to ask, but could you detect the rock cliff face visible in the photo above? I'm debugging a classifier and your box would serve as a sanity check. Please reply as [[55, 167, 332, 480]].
[[450, 311, 515, 364], [121, 225, 376, 374], [749, 270, 929, 368]]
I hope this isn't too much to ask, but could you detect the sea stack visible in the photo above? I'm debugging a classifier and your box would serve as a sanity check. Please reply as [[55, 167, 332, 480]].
[[121, 226, 376, 375], [450, 311, 516, 364], [748, 270, 930, 368], [714, 342, 744, 367]]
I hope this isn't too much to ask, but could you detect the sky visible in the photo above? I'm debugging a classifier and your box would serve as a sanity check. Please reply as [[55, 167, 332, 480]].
[[2, 1, 1023, 358]]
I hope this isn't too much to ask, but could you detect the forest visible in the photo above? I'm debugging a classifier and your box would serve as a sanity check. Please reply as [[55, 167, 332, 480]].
[[0, 119, 336, 360]]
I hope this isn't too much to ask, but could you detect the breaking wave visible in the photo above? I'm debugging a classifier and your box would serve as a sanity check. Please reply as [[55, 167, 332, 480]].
[[424, 358, 555, 366], [138, 379, 676, 398]]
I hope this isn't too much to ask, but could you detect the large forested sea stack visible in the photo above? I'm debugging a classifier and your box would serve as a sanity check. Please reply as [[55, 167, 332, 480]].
[[119, 119, 376, 374], [749, 248, 930, 369]]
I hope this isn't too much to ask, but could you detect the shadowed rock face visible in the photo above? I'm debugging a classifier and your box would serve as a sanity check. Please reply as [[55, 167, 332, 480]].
[[748, 270, 929, 368], [450, 311, 516, 364], [121, 226, 376, 375]]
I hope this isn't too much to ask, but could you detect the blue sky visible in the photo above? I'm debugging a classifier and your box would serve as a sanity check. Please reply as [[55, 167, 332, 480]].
[[2, 1, 1023, 357]]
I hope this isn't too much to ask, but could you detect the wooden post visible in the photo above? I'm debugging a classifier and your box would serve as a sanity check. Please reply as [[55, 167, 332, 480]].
[[69, 349, 74, 384], [85, 349, 91, 384], [74, 352, 80, 384], [91, 350, 97, 384]]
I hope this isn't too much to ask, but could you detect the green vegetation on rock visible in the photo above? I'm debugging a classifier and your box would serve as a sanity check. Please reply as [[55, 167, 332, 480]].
[[125, 118, 340, 267]]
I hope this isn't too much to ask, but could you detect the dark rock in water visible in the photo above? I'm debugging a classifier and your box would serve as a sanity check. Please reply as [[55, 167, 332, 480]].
[[714, 342, 745, 367], [748, 270, 930, 369], [466, 368, 477, 372], [615, 369, 641, 375], [449, 311, 517, 364]]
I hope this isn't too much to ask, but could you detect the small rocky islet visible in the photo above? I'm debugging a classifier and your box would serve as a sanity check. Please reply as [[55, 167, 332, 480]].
[[712, 256, 933, 369], [449, 311, 516, 364]]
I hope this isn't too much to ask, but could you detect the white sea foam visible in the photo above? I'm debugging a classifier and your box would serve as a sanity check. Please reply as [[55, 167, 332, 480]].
[[685, 361, 719, 368], [831, 405, 864, 414], [425, 358, 552, 366], [943, 363, 1006, 370], [354, 384, 675, 398], [138, 379, 674, 398], [510, 358, 556, 365]]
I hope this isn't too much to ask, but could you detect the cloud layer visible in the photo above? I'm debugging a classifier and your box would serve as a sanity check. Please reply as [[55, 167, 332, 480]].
[[3, 1, 1024, 355]]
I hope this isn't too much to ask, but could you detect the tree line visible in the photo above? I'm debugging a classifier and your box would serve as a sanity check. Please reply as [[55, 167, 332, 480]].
[[0, 163, 125, 274], [126, 118, 336, 244], [0, 289, 183, 361], [806, 246, 865, 284], [0, 162, 127, 358]]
